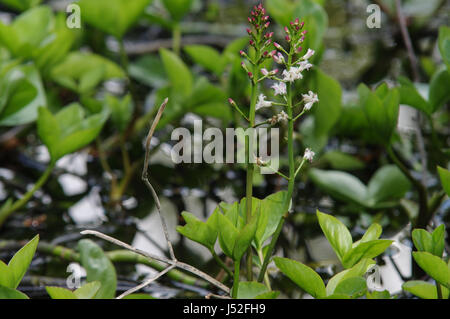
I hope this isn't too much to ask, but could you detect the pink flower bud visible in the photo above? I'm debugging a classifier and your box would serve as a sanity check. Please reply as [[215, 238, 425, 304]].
[[261, 68, 269, 76]]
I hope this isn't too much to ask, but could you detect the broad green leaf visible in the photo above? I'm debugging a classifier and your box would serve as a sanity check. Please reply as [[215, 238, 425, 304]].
[[398, 76, 431, 115], [129, 55, 168, 88], [184, 45, 225, 76], [0, 64, 46, 126], [236, 282, 270, 299], [74, 281, 102, 299], [274, 257, 326, 299], [429, 69, 450, 112], [45, 286, 77, 299], [176, 211, 218, 251], [412, 228, 433, 253], [0, 0, 42, 11], [412, 252, 449, 287], [217, 213, 238, 258], [8, 235, 39, 289], [342, 240, 393, 269], [50, 52, 125, 94], [104, 94, 134, 132], [37, 105, 109, 162], [353, 224, 382, 249], [160, 48, 193, 99], [438, 26, 450, 67], [78, 239, 117, 299], [233, 213, 258, 261], [321, 151, 365, 171], [0, 261, 14, 288], [326, 258, 375, 296], [366, 165, 411, 205], [78, 0, 152, 38], [316, 210, 353, 262], [310, 69, 342, 138], [254, 191, 287, 249], [403, 280, 449, 299], [431, 225, 445, 257], [334, 276, 367, 298], [437, 166, 450, 196], [309, 169, 368, 207], [161, 0, 194, 21], [366, 290, 392, 299], [0, 286, 29, 299]]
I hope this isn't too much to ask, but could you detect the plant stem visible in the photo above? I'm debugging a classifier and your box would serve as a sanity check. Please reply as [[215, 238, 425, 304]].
[[212, 251, 234, 278], [232, 261, 240, 298], [258, 70, 296, 284], [436, 282, 443, 299], [172, 23, 182, 55], [0, 163, 55, 227], [257, 248, 271, 290]]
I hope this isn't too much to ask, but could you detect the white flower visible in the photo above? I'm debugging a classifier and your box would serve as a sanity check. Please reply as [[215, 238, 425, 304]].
[[273, 52, 285, 64], [297, 60, 313, 72], [303, 148, 315, 162], [261, 68, 269, 76], [271, 82, 287, 96], [282, 67, 303, 82], [302, 91, 319, 110], [302, 49, 315, 60], [276, 111, 288, 122], [256, 94, 272, 110], [255, 156, 267, 167]]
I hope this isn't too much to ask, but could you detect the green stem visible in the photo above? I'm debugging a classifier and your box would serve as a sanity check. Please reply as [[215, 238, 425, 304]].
[[258, 52, 296, 284], [212, 251, 233, 278], [172, 23, 182, 55], [257, 248, 271, 290], [436, 282, 443, 299], [232, 261, 240, 298], [0, 163, 55, 227]]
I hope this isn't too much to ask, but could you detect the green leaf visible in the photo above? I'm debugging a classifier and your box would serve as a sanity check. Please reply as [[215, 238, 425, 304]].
[[403, 280, 449, 299], [309, 169, 368, 207], [254, 191, 287, 249], [160, 48, 193, 98], [0, 0, 42, 11], [366, 165, 411, 205], [274, 257, 326, 299], [431, 225, 446, 258], [342, 240, 393, 269], [326, 258, 375, 296], [0, 64, 46, 126], [0, 261, 14, 288], [366, 290, 392, 299], [78, 0, 152, 38], [429, 69, 450, 112], [184, 45, 225, 76], [0, 286, 29, 299], [78, 239, 117, 299], [50, 52, 125, 94], [236, 282, 270, 299], [321, 151, 365, 171], [104, 94, 134, 132], [437, 166, 450, 196], [438, 26, 450, 67], [412, 252, 449, 287], [8, 235, 39, 289], [129, 55, 168, 88], [398, 76, 431, 115], [334, 276, 367, 298], [217, 213, 239, 259], [412, 229, 433, 253], [37, 105, 109, 162], [176, 211, 218, 251], [45, 286, 77, 299], [161, 0, 194, 21], [353, 224, 382, 249], [233, 213, 258, 261], [74, 281, 102, 299], [316, 210, 353, 262], [310, 69, 342, 139]]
